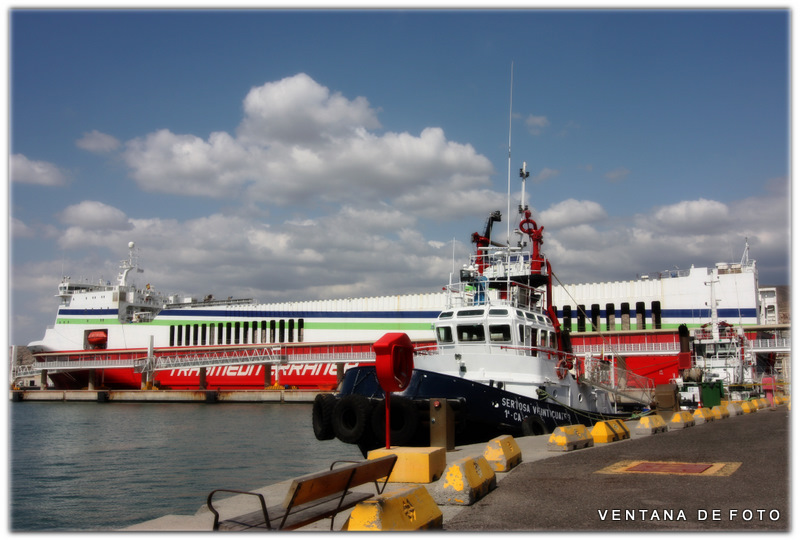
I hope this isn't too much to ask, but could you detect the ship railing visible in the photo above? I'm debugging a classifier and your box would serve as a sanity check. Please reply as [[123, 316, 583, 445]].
[[13, 358, 145, 376], [580, 355, 655, 408], [444, 281, 543, 312], [14, 347, 378, 378], [573, 343, 681, 355], [750, 338, 791, 353]]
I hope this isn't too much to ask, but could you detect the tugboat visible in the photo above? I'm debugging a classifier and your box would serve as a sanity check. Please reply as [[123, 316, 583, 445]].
[[313, 163, 647, 454]]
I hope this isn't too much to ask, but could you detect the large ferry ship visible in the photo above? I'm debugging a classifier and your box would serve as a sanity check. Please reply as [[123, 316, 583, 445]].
[[19, 224, 778, 391]]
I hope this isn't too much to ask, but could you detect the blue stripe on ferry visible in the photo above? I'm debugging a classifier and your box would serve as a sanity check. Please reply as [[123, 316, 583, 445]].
[[555, 308, 757, 319], [58, 308, 118, 316], [157, 309, 443, 319]]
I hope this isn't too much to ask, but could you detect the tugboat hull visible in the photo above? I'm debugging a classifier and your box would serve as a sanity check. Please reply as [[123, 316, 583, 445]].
[[317, 366, 626, 454]]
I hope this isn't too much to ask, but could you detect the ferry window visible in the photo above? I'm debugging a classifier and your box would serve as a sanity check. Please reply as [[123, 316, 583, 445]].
[[488, 309, 509, 316], [252, 321, 259, 343], [489, 324, 512, 342], [621, 303, 631, 331], [169, 325, 175, 347], [279, 320, 285, 343], [226, 323, 232, 345], [606, 303, 615, 331], [457, 324, 485, 342], [185, 324, 191, 346], [177, 325, 183, 346], [261, 321, 267, 343], [298, 319, 304, 343], [652, 301, 662, 329], [289, 319, 295, 343], [193, 324, 199, 346], [591, 304, 600, 331], [270, 320, 276, 343], [210, 323, 215, 345], [436, 326, 454, 344], [201, 324, 207, 345], [217, 323, 223, 345], [636, 302, 646, 330], [439, 311, 454, 319], [234, 322, 241, 344], [562, 305, 572, 331], [577, 306, 586, 332]]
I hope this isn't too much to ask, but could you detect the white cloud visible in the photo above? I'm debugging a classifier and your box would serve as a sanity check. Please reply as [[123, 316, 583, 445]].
[[605, 167, 631, 182], [59, 201, 132, 231], [121, 74, 494, 211], [648, 198, 730, 234], [525, 115, 549, 135], [539, 199, 608, 229], [533, 167, 559, 183], [11, 217, 34, 238], [238, 73, 381, 145], [76, 130, 121, 153], [10, 154, 66, 186]]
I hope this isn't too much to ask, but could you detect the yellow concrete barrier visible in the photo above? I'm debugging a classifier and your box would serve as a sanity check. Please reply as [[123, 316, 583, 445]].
[[692, 408, 715, 424], [548, 424, 593, 451], [483, 435, 522, 472], [610, 419, 631, 439], [344, 485, 443, 531], [367, 447, 446, 483], [711, 405, 730, 420], [634, 414, 668, 435], [740, 401, 756, 414], [667, 411, 695, 430], [435, 455, 496, 505], [726, 402, 744, 416], [591, 420, 626, 443]]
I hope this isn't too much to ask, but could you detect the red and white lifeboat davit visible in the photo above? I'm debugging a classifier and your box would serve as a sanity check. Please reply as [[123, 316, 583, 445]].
[[87, 330, 108, 349]]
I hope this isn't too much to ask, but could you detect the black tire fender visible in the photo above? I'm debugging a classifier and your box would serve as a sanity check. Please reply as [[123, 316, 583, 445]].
[[312, 393, 338, 441], [332, 394, 372, 444], [521, 415, 548, 436], [370, 395, 419, 447]]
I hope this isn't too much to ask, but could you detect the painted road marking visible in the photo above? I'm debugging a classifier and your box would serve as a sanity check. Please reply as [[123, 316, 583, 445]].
[[596, 460, 742, 476]]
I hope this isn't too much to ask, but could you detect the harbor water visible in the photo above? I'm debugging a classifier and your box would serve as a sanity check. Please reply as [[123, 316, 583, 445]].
[[10, 401, 363, 531]]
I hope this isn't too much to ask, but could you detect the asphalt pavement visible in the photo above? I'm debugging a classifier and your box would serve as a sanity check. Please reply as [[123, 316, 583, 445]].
[[445, 407, 790, 532]]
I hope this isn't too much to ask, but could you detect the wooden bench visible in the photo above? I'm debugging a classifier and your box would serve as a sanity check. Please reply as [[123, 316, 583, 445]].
[[206, 454, 397, 531]]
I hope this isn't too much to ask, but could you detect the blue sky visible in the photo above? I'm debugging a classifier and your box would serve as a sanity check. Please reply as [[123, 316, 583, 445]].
[[8, 9, 790, 345]]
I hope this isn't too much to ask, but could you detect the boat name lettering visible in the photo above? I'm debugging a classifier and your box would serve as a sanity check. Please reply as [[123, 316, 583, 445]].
[[501, 397, 571, 423]]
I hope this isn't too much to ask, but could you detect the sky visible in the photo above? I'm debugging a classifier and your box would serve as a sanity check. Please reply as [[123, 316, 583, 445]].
[[7, 8, 790, 346]]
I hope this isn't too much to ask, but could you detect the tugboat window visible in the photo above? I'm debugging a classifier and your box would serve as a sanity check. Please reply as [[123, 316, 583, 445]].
[[488, 309, 508, 316], [489, 325, 512, 342], [457, 324, 485, 342], [436, 326, 454, 343]]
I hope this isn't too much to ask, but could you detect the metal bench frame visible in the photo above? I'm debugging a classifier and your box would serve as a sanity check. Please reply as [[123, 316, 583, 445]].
[[206, 454, 397, 531]]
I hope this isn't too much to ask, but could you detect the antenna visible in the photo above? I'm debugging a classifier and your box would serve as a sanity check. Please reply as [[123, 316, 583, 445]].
[[506, 61, 514, 246]]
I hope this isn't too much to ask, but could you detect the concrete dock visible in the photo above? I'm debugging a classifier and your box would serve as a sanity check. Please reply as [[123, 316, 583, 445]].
[[123, 404, 789, 532]]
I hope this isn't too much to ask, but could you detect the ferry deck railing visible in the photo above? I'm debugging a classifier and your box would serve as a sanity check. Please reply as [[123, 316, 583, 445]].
[[12, 347, 376, 380]]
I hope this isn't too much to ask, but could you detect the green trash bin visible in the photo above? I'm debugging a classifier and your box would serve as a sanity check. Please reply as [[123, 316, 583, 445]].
[[700, 381, 724, 408]]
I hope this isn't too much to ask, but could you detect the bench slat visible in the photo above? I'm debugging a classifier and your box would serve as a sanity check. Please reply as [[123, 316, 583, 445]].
[[282, 455, 397, 508], [218, 491, 372, 531]]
